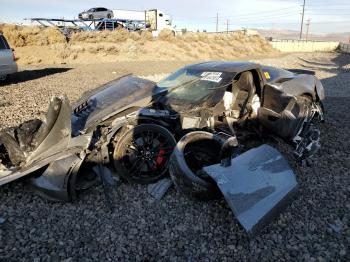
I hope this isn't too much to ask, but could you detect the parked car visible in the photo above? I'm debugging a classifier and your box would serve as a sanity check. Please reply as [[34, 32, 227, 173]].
[[0, 33, 17, 81], [78, 7, 114, 20]]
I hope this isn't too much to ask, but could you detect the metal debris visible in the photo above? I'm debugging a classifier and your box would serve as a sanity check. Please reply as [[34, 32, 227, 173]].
[[147, 178, 173, 200]]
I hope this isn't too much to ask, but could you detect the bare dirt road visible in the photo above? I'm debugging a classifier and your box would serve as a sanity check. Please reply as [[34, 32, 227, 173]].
[[0, 52, 349, 261]]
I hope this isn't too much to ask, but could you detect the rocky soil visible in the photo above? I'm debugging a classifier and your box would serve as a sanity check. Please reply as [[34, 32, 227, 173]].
[[0, 52, 349, 261]]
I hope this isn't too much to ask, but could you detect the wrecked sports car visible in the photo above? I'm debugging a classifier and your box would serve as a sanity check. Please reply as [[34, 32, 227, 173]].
[[0, 61, 324, 236]]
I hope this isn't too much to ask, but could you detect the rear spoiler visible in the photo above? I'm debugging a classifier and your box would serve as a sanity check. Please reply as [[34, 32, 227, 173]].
[[285, 68, 315, 75]]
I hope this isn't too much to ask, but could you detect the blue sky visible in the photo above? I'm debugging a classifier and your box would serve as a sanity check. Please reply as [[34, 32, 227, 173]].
[[0, 0, 349, 33]]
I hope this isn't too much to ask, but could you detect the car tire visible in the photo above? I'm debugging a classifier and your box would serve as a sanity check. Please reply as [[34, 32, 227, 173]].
[[89, 14, 93, 19], [107, 13, 112, 19], [113, 124, 176, 184], [169, 131, 226, 201]]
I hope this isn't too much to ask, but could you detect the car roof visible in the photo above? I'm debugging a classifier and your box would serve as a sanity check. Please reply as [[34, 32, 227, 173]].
[[186, 61, 261, 73]]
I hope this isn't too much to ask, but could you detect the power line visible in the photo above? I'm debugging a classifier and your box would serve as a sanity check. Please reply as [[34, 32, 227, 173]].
[[300, 0, 306, 39], [175, 2, 350, 32], [174, 6, 300, 21], [225, 14, 299, 25], [213, 6, 300, 19], [306, 13, 350, 16]]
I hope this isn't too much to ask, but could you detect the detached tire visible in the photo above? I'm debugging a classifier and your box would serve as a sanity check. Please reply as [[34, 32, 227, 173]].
[[113, 124, 176, 184], [169, 131, 225, 200]]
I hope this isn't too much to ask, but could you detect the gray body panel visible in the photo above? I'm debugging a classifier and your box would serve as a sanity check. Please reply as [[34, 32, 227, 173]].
[[203, 144, 298, 237], [29, 154, 83, 201], [273, 74, 322, 100], [72, 75, 157, 133], [0, 34, 18, 77], [262, 65, 325, 101], [0, 97, 92, 199]]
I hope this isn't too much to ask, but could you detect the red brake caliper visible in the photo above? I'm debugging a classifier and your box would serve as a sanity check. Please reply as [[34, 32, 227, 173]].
[[156, 148, 166, 167]]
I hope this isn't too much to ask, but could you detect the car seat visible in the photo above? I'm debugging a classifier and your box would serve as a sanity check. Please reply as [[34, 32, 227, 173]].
[[230, 71, 256, 119]]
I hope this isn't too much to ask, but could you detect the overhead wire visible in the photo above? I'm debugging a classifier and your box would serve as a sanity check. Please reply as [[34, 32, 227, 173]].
[[174, 1, 350, 31]]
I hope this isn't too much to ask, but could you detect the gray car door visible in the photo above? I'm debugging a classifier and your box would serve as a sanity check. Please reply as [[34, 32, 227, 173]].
[[95, 8, 105, 18]]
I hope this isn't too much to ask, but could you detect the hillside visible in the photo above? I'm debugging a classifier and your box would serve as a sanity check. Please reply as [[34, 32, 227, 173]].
[[256, 28, 350, 42], [0, 24, 278, 65]]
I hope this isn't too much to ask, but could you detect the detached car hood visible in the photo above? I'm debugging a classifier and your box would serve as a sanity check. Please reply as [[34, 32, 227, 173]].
[[203, 145, 298, 237], [72, 75, 159, 133]]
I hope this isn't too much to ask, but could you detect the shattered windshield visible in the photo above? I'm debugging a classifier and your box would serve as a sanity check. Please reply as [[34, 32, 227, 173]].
[[156, 68, 233, 103]]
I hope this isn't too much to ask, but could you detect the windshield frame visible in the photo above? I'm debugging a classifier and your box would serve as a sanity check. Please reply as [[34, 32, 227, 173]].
[[156, 67, 236, 105]]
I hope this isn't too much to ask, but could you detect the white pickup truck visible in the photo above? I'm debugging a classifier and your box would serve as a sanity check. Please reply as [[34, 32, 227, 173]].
[[0, 34, 17, 81]]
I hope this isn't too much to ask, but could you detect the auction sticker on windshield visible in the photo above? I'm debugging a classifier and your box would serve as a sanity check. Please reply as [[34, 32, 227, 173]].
[[201, 72, 222, 83]]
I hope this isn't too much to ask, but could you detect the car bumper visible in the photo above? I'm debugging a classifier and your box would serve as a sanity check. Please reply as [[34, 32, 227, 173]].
[[0, 63, 18, 77]]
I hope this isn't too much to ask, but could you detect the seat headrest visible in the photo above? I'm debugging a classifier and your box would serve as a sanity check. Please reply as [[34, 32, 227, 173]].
[[235, 71, 255, 92]]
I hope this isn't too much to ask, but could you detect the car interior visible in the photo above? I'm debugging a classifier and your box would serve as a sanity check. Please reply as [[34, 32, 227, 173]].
[[224, 71, 257, 120]]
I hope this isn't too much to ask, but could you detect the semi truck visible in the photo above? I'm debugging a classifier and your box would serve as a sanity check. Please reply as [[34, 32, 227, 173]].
[[111, 9, 175, 36], [27, 9, 175, 37]]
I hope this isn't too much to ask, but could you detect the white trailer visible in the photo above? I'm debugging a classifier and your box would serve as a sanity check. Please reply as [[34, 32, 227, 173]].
[[112, 9, 175, 36], [112, 9, 145, 21]]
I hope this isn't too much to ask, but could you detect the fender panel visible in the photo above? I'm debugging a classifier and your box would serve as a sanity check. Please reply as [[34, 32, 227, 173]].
[[315, 78, 325, 101], [29, 154, 84, 202]]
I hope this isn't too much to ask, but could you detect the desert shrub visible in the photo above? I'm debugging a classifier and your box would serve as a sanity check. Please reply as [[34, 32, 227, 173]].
[[197, 33, 209, 42], [129, 32, 141, 41], [45, 27, 66, 44], [71, 29, 130, 43], [158, 29, 175, 42], [0, 24, 66, 47], [70, 31, 93, 42], [106, 45, 119, 54], [1, 24, 26, 47], [140, 30, 153, 41], [21, 56, 42, 65], [107, 29, 129, 42], [181, 32, 199, 42]]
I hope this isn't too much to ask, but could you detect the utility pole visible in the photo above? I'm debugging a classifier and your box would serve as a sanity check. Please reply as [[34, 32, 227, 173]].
[[306, 18, 311, 41], [299, 0, 306, 40], [226, 19, 229, 34], [216, 13, 219, 32]]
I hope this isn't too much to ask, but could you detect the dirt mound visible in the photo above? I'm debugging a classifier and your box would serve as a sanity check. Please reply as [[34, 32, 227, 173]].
[[0, 24, 66, 47], [0, 24, 278, 65]]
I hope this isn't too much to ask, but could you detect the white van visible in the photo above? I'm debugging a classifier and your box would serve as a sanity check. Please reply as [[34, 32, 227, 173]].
[[0, 34, 18, 81]]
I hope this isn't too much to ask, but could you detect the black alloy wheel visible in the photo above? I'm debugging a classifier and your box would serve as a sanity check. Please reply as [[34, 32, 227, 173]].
[[113, 124, 176, 184]]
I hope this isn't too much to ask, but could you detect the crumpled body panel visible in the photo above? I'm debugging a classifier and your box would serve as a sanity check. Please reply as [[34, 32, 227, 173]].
[[203, 144, 298, 237], [0, 97, 92, 202], [72, 75, 157, 132]]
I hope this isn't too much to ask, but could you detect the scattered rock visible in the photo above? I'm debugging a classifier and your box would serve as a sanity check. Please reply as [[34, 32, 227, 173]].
[[0, 52, 349, 261]]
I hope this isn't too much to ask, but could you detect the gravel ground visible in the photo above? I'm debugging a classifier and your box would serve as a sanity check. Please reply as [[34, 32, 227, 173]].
[[0, 52, 349, 261]]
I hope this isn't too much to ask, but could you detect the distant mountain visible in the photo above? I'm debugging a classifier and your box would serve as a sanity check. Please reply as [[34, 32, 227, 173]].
[[255, 28, 350, 43]]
